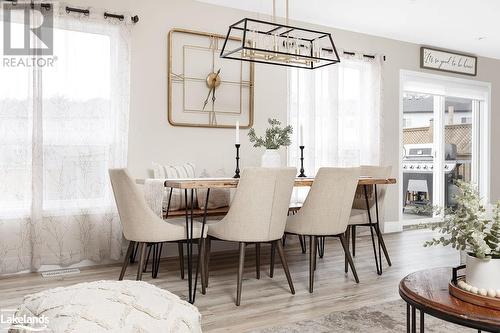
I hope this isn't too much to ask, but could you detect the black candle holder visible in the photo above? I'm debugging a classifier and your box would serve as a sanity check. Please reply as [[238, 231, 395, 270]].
[[298, 145, 306, 177], [233, 144, 241, 178]]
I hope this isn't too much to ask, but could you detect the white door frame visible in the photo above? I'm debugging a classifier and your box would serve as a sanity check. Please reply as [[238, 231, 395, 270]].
[[398, 70, 491, 226]]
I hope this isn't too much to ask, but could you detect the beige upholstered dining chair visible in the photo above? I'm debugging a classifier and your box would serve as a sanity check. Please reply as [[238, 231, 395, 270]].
[[109, 168, 207, 283], [285, 167, 361, 293], [205, 167, 296, 306], [348, 165, 392, 273]]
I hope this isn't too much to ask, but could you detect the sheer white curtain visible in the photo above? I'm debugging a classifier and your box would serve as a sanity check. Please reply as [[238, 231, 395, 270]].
[[287, 54, 382, 201], [0, 6, 130, 274]]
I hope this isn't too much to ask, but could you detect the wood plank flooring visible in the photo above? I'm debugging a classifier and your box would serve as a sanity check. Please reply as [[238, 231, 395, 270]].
[[0, 230, 459, 332]]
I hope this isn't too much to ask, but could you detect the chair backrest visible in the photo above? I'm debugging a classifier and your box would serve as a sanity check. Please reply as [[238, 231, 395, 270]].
[[221, 167, 296, 242], [109, 168, 163, 241], [294, 167, 360, 235], [352, 165, 392, 210]]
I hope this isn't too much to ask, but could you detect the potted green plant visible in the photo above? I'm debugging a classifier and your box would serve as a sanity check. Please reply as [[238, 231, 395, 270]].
[[425, 181, 500, 294], [248, 118, 293, 167]]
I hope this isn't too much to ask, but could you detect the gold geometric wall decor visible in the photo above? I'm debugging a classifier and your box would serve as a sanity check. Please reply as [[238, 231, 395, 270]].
[[168, 28, 254, 128]]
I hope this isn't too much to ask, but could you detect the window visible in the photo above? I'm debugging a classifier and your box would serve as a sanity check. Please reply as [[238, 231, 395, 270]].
[[0, 11, 130, 274], [288, 55, 382, 173], [0, 22, 128, 217], [42, 28, 113, 212]]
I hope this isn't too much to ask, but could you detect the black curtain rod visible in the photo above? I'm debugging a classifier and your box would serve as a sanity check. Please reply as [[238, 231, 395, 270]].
[[2, 2, 138, 23], [3, 0, 51, 9], [343, 50, 386, 61], [65, 6, 89, 15], [65, 6, 139, 23], [343, 51, 373, 59]]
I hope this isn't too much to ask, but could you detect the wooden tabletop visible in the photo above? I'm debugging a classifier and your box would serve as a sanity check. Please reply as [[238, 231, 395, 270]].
[[159, 177, 397, 189], [399, 268, 500, 332]]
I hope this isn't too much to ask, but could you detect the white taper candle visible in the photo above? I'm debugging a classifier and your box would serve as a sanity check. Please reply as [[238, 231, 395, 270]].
[[299, 124, 303, 146], [235, 121, 240, 144]]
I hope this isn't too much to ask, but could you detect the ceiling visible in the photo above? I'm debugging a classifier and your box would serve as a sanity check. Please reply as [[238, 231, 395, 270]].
[[197, 0, 500, 60]]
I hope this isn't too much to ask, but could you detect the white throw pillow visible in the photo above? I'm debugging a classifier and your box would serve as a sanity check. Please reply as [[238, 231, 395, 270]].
[[197, 168, 230, 210], [152, 161, 167, 179], [151, 162, 196, 211]]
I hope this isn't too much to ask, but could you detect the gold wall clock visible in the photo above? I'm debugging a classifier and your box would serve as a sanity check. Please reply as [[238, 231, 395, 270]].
[[168, 28, 254, 128]]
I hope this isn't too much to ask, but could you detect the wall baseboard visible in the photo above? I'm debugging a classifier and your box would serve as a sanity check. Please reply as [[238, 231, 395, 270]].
[[382, 221, 403, 233]]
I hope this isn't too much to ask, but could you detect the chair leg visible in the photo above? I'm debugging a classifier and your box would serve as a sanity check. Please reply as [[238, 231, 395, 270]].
[[339, 235, 359, 283], [255, 243, 261, 279], [309, 236, 317, 293], [130, 242, 138, 263], [270, 242, 276, 278], [136, 242, 147, 281], [276, 240, 295, 295], [351, 225, 356, 257], [345, 227, 350, 273], [317, 237, 325, 258], [120, 241, 135, 280], [312, 236, 317, 271], [299, 235, 306, 254], [152, 243, 163, 279], [143, 243, 153, 273], [178, 242, 185, 280], [236, 242, 246, 306]]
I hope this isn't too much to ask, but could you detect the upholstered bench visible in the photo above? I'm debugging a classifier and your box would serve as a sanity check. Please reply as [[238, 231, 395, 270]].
[[13, 280, 201, 333]]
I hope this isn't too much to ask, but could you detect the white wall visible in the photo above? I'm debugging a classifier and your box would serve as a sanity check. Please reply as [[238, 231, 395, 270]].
[[65, 0, 500, 229]]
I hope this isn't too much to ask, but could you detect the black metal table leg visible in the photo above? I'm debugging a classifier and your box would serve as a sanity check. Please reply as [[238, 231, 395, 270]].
[[407, 303, 411, 333], [412, 305, 416, 333], [374, 184, 392, 267], [420, 310, 424, 332], [184, 189, 193, 303], [193, 188, 210, 303], [165, 187, 173, 219], [364, 185, 381, 275]]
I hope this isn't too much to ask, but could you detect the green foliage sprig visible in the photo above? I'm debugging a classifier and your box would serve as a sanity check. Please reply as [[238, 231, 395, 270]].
[[248, 118, 293, 150], [424, 180, 500, 259]]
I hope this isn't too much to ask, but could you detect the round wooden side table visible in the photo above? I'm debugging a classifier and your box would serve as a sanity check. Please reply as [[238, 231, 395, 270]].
[[399, 267, 500, 333]]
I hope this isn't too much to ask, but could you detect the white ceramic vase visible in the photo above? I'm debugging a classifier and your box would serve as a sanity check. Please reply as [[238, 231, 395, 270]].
[[261, 149, 281, 167], [465, 254, 500, 290]]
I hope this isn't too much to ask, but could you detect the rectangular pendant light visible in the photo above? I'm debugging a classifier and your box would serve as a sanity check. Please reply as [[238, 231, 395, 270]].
[[220, 18, 340, 69]]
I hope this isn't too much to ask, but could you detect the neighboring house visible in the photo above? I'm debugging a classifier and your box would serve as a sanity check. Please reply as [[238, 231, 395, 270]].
[[403, 95, 472, 128]]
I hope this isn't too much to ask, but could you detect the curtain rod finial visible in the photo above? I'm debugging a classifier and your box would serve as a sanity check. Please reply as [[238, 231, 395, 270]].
[[131, 15, 139, 23]]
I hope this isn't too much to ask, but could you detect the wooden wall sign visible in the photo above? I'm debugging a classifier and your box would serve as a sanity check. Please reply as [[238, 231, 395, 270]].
[[420, 47, 477, 76]]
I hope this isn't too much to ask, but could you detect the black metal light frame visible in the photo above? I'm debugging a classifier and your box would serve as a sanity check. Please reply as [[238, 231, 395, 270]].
[[220, 18, 340, 70]]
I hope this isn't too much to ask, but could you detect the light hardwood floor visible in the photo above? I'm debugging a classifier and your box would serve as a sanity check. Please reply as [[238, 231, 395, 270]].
[[0, 229, 458, 332]]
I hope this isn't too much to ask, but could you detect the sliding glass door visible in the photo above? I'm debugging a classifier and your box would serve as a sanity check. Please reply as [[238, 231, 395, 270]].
[[400, 71, 489, 223], [402, 93, 436, 220]]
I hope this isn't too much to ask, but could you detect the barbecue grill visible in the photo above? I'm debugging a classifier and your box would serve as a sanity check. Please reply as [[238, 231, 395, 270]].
[[402, 143, 458, 213]]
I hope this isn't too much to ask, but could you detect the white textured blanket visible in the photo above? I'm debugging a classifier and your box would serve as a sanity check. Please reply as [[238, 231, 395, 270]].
[[12, 280, 202, 333], [143, 179, 165, 217]]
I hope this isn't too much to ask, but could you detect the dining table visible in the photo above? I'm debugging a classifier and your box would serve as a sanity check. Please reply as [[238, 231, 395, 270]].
[[137, 176, 397, 304]]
